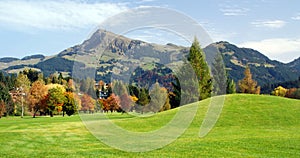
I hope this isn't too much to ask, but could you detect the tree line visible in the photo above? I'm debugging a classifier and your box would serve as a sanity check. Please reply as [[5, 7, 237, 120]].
[[0, 38, 272, 119]]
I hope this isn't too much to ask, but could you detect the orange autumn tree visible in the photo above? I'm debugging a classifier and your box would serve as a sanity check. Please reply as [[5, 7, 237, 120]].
[[27, 80, 48, 118], [238, 66, 260, 94], [106, 93, 120, 113]]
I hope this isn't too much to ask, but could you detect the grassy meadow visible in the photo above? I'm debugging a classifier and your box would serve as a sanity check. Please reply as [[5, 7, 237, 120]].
[[0, 94, 300, 157]]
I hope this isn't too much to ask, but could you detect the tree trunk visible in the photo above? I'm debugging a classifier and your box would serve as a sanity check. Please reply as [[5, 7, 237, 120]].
[[33, 109, 39, 118]]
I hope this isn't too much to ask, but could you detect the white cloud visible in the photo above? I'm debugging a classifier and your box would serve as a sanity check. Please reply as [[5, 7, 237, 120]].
[[0, 0, 128, 30], [219, 5, 249, 16], [239, 38, 300, 63], [251, 20, 286, 29], [292, 14, 300, 20], [220, 8, 249, 16]]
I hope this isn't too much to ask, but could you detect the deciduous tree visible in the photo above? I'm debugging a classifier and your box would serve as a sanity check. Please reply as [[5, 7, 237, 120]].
[[271, 86, 287, 97], [46, 85, 66, 117], [63, 92, 77, 116], [81, 94, 96, 113], [27, 80, 48, 118], [147, 82, 168, 113]]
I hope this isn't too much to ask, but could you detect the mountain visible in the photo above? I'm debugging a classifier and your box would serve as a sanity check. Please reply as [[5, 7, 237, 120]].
[[287, 57, 300, 72], [0, 29, 299, 88], [208, 41, 300, 86]]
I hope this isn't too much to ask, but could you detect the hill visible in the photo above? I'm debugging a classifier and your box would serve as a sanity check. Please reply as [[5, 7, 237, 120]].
[[0, 30, 299, 86], [0, 94, 299, 157]]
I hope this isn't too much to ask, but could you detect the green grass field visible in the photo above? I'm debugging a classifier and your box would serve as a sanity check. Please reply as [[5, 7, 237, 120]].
[[1, 94, 300, 157]]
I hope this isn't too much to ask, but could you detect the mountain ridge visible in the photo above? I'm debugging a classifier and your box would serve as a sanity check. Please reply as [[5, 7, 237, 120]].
[[0, 29, 299, 87]]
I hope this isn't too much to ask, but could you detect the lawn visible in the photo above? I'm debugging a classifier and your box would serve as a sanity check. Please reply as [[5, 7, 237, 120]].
[[0, 94, 300, 157]]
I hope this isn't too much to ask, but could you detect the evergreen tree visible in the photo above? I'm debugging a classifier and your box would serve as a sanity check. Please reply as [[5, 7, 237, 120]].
[[136, 88, 149, 113], [169, 78, 181, 109], [211, 53, 227, 95], [188, 37, 212, 100], [227, 78, 236, 94], [58, 73, 64, 85], [238, 66, 260, 94], [175, 60, 199, 105], [0, 82, 12, 117]]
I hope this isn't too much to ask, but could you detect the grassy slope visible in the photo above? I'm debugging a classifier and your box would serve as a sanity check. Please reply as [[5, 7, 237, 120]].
[[0, 94, 299, 157]]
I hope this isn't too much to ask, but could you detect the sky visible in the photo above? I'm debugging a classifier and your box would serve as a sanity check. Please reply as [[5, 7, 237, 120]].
[[0, 0, 299, 63]]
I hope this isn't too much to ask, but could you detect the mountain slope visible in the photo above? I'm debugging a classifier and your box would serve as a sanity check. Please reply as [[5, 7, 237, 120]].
[[208, 41, 299, 86], [288, 57, 300, 72]]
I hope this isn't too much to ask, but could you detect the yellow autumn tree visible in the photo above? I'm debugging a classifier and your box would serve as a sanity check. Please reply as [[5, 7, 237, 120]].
[[271, 86, 288, 97]]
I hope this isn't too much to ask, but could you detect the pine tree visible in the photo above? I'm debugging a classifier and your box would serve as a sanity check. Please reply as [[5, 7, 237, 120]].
[[175, 60, 199, 105], [211, 53, 227, 95], [227, 78, 236, 94], [136, 88, 149, 113], [238, 66, 260, 94], [188, 37, 212, 100], [0, 82, 12, 117]]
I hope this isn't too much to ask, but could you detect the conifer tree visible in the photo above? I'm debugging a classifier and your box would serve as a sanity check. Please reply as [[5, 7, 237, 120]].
[[238, 66, 260, 94], [188, 37, 212, 100], [175, 60, 199, 105], [227, 78, 236, 94], [211, 53, 226, 95]]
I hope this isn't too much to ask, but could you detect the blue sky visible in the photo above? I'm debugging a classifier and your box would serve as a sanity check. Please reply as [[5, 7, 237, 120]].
[[0, 0, 299, 63]]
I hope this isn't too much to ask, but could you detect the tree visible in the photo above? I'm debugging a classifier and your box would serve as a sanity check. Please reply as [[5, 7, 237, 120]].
[[0, 101, 6, 118], [66, 79, 76, 92], [271, 86, 288, 97], [105, 93, 120, 113], [119, 94, 132, 113], [211, 53, 227, 95], [238, 66, 260, 94], [27, 80, 48, 118], [46, 85, 66, 117], [136, 88, 150, 113], [25, 69, 40, 83], [169, 78, 181, 109], [63, 92, 77, 116], [160, 94, 171, 112], [0, 83, 12, 118], [81, 94, 95, 113], [286, 88, 298, 99], [15, 73, 31, 92], [147, 82, 168, 113], [58, 73, 64, 85], [227, 78, 236, 94], [175, 60, 199, 105], [188, 37, 212, 100]]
